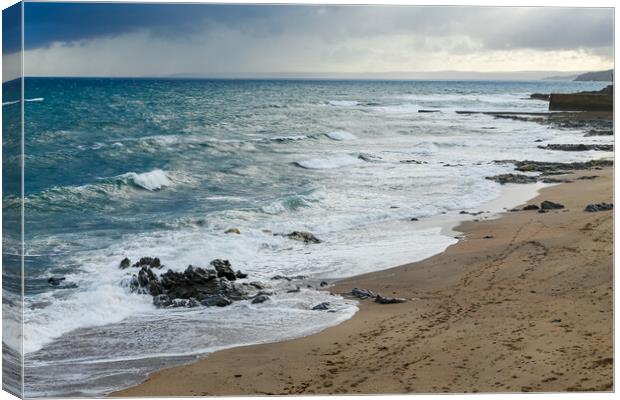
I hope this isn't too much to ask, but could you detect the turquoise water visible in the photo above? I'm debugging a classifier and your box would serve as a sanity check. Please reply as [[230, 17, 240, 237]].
[[3, 78, 612, 396]]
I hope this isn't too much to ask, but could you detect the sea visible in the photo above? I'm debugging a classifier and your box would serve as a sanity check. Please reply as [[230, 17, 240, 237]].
[[1, 78, 612, 397]]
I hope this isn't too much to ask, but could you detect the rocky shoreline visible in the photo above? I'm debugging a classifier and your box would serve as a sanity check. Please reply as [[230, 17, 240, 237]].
[[113, 165, 613, 396]]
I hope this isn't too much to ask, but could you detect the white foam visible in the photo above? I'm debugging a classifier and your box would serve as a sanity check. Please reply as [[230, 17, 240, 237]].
[[295, 154, 362, 170], [23, 282, 154, 354], [325, 130, 357, 141], [120, 169, 172, 191], [2, 97, 45, 106], [327, 100, 358, 107]]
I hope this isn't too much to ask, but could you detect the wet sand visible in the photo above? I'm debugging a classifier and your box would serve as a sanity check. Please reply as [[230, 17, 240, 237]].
[[113, 167, 613, 396]]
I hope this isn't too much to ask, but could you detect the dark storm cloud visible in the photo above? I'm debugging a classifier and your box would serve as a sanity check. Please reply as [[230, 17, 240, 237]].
[[19, 4, 613, 78], [24, 4, 613, 53]]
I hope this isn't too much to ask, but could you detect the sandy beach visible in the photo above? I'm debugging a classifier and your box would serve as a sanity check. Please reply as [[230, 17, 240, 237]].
[[113, 166, 613, 396]]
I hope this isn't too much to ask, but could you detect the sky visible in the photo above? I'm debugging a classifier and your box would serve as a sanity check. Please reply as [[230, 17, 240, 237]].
[[3, 3, 615, 80]]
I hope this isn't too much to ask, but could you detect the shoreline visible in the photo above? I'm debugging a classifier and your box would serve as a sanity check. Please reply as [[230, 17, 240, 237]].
[[113, 166, 613, 396]]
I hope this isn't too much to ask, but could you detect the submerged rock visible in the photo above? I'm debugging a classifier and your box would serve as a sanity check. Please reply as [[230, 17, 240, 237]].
[[375, 294, 407, 304], [530, 93, 550, 101], [584, 203, 613, 212], [47, 277, 66, 286], [584, 130, 613, 137], [224, 228, 241, 234], [312, 302, 330, 311], [252, 294, 270, 304], [200, 294, 232, 307], [285, 231, 322, 244], [153, 294, 172, 308], [538, 144, 613, 152]]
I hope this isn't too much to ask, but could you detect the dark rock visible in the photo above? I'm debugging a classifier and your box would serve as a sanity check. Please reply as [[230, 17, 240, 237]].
[[540, 200, 565, 210], [126, 257, 257, 308], [187, 298, 200, 308], [584, 203, 613, 212], [410, 217, 419, 221], [541, 178, 571, 184], [119, 258, 131, 269], [483, 235, 494, 239], [584, 129, 613, 137], [538, 144, 613, 152], [249, 281, 266, 290], [375, 294, 407, 304], [271, 274, 306, 281], [171, 299, 188, 308], [153, 294, 172, 308], [224, 228, 241, 234], [538, 209, 548, 214], [200, 294, 232, 307], [320, 281, 329, 287], [235, 270, 248, 279], [252, 294, 270, 304], [530, 93, 550, 101], [534, 139, 544, 143], [312, 302, 330, 311], [351, 287, 375, 299], [418, 109, 440, 113], [400, 159, 426, 164], [210, 259, 236, 281], [486, 174, 537, 185], [287, 286, 301, 293], [514, 159, 613, 173], [285, 231, 322, 244], [271, 275, 292, 281], [47, 277, 66, 286], [577, 175, 599, 180], [132, 257, 162, 269], [522, 204, 540, 211], [358, 153, 382, 162], [137, 267, 163, 296]]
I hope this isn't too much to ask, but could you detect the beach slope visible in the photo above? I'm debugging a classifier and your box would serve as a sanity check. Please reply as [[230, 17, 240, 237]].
[[113, 168, 613, 396]]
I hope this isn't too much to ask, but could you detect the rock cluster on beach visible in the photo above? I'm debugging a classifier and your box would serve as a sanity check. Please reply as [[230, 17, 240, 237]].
[[120, 257, 267, 308], [584, 203, 613, 212], [350, 287, 407, 304], [486, 174, 538, 185], [489, 159, 613, 184]]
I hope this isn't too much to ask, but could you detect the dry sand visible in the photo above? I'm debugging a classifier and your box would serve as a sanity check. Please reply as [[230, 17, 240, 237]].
[[113, 167, 613, 396]]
